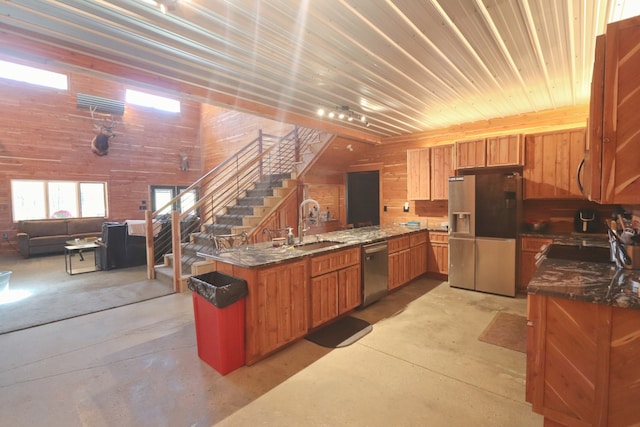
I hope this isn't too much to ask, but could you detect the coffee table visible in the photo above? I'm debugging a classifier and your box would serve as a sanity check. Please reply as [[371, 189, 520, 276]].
[[64, 240, 100, 275]]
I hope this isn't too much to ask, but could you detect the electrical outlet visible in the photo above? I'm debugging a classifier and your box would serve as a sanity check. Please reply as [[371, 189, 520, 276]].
[[2, 233, 8, 240]]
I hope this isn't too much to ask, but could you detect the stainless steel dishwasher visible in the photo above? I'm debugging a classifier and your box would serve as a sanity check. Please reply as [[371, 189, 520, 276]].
[[361, 241, 389, 307]]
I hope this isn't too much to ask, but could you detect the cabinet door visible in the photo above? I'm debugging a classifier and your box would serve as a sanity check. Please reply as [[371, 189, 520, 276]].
[[338, 264, 361, 314], [409, 243, 427, 280], [310, 272, 338, 328], [250, 260, 308, 362], [407, 148, 430, 200], [427, 232, 449, 275], [523, 129, 586, 199], [486, 134, 523, 166], [388, 249, 410, 290], [430, 144, 454, 200], [583, 34, 605, 203], [455, 139, 486, 169], [599, 18, 640, 204]]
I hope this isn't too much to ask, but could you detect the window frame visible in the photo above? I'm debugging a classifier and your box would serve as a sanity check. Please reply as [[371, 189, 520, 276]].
[[150, 185, 199, 216], [10, 179, 108, 222]]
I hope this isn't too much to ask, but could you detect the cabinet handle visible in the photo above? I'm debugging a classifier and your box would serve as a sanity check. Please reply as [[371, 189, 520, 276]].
[[576, 157, 585, 195]]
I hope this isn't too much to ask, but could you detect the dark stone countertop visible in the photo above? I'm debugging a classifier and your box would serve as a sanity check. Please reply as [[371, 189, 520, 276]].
[[197, 224, 436, 268], [527, 235, 640, 310]]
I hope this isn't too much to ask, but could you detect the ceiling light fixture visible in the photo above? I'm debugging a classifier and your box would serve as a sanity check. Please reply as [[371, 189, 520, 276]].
[[317, 105, 370, 127]]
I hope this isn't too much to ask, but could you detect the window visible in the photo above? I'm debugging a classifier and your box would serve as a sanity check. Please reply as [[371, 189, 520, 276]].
[[125, 89, 181, 113], [11, 180, 107, 221], [0, 60, 68, 90], [151, 186, 198, 215]]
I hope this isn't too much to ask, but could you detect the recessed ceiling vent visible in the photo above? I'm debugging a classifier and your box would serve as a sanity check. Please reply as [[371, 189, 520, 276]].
[[76, 93, 125, 116]]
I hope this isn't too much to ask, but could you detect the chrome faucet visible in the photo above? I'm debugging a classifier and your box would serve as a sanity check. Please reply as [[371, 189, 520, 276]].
[[298, 198, 320, 244]]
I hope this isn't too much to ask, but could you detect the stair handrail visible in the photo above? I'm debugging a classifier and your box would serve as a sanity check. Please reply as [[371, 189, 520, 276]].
[[146, 126, 326, 287]]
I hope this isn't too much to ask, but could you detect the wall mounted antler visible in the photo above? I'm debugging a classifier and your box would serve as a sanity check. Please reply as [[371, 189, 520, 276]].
[[90, 106, 118, 156]]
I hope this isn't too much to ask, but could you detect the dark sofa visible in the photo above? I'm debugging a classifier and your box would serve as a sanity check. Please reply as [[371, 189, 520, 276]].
[[17, 218, 104, 258]]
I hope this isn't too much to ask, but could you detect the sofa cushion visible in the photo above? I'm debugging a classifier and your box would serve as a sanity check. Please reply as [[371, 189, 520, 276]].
[[18, 220, 68, 237], [29, 235, 69, 248], [67, 218, 104, 235]]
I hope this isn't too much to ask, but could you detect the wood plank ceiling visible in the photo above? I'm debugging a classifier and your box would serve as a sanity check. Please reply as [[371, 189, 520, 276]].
[[0, 0, 638, 142]]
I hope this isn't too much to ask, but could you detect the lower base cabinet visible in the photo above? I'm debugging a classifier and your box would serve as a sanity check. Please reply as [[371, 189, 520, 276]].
[[388, 235, 411, 290], [309, 248, 361, 328], [218, 259, 309, 366], [519, 237, 553, 293], [527, 293, 640, 426], [427, 232, 448, 275]]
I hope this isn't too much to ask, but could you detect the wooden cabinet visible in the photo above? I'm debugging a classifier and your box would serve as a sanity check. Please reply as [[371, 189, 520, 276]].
[[427, 232, 448, 275], [583, 17, 640, 204], [518, 236, 553, 293], [527, 293, 640, 426], [429, 144, 454, 200], [455, 139, 486, 169], [523, 128, 586, 199], [388, 235, 411, 290], [407, 146, 453, 201], [310, 273, 338, 328], [338, 264, 361, 314], [239, 259, 308, 365], [309, 247, 361, 328], [407, 148, 430, 200], [486, 134, 523, 167], [409, 231, 428, 280], [456, 136, 522, 170]]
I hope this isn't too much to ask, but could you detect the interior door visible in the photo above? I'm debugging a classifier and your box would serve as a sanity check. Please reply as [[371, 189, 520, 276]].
[[346, 171, 380, 226]]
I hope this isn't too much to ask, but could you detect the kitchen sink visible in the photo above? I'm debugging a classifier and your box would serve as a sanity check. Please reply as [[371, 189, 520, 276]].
[[292, 240, 343, 251], [545, 244, 611, 263]]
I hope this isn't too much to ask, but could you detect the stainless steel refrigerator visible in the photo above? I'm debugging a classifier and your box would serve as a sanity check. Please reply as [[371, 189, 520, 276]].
[[448, 173, 522, 297]]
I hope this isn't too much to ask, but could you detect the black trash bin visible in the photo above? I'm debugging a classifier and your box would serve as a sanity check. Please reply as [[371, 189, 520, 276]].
[[188, 271, 248, 375]]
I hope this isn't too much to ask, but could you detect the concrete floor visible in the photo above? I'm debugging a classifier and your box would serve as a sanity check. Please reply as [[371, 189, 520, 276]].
[[0, 277, 543, 427]]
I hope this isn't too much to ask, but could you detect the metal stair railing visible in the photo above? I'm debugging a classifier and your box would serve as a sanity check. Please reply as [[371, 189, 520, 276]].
[[144, 126, 329, 290]]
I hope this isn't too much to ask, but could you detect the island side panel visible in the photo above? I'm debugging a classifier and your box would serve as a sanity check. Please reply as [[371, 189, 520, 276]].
[[607, 307, 640, 426], [226, 260, 308, 366], [528, 294, 622, 427]]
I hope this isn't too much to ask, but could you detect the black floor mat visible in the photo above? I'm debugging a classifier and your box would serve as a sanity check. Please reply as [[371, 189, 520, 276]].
[[305, 316, 372, 348]]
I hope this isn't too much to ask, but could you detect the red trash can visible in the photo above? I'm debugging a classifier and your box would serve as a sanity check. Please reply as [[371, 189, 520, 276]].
[[188, 272, 248, 375]]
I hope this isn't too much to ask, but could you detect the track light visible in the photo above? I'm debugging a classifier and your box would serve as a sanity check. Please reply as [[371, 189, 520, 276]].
[[317, 105, 370, 128]]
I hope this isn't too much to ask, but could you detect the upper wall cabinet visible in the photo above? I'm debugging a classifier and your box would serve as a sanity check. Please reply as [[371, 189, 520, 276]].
[[407, 145, 453, 201], [430, 144, 453, 200], [455, 135, 523, 170], [486, 134, 523, 167], [455, 139, 486, 169], [524, 128, 586, 199], [582, 17, 640, 204], [407, 148, 430, 200]]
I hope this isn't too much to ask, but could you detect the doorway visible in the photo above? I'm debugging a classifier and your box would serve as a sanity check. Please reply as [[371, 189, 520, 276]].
[[346, 170, 380, 227]]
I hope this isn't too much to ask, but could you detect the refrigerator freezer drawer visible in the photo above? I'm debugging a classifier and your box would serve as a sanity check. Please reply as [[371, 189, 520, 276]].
[[475, 238, 516, 297], [449, 237, 475, 290]]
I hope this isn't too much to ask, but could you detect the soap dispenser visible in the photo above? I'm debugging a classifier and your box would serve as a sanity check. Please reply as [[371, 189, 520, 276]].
[[286, 227, 295, 246]]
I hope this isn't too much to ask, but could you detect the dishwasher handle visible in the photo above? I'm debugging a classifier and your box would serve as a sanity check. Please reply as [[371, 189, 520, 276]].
[[363, 242, 388, 255]]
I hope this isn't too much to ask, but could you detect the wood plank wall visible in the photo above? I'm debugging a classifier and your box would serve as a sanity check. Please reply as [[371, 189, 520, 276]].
[[201, 104, 296, 171], [0, 58, 202, 255]]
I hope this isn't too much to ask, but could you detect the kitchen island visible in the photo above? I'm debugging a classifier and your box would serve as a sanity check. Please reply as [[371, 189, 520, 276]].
[[198, 224, 443, 365], [526, 246, 640, 426]]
